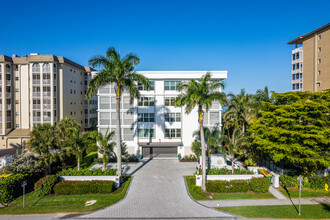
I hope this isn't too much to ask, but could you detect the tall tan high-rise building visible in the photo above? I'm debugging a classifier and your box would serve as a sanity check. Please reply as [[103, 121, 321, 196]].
[[0, 53, 97, 148], [288, 23, 330, 92]]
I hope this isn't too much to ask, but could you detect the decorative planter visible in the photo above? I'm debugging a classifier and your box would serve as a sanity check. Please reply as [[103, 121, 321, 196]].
[[178, 157, 181, 161], [138, 156, 142, 161]]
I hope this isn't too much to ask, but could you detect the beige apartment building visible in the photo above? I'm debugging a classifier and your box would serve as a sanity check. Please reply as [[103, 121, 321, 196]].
[[288, 23, 330, 92], [0, 53, 97, 148]]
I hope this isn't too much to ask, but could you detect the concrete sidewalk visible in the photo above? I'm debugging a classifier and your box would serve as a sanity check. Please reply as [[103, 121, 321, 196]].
[[198, 197, 330, 207]]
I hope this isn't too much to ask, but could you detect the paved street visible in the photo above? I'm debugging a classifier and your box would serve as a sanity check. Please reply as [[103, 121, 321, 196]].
[[79, 159, 236, 219]]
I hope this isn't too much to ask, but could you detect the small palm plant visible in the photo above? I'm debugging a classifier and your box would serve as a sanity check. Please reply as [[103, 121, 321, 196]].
[[96, 128, 116, 171], [176, 72, 225, 192]]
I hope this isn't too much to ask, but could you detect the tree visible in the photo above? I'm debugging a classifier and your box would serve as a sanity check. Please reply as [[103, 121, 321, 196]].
[[192, 127, 226, 155], [249, 90, 330, 174], [56, 117, 80, 149], [87, 47, 150, 182], [220, 127, 247, 174], [176, 72, 225, 192], [66, 129, 91, 171], [26, 124, 57, 174], [96, 129, 116, 171], [2, 149, 41, 174], [225, 89, 254, 133]]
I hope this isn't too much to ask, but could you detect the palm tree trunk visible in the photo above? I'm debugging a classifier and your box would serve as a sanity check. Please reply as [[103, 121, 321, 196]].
[[116, 95, 122, 183], [77, 156, 80, 171], [231, 153, 234, 174], [199, 112, 207, 192], [48, 157, 51, 174]]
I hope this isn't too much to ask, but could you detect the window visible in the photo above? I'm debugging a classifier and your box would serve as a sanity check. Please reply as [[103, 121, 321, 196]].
[[296, 73, 299, 79], [138, 113, 154, 122], [16, 112, 19, 116], [292, 54, 295, 60], [318, 47, 321, 52], [15, 100, 19, 104], [0, 64, 1, 72], [292, 74, 295, 80], [296, 84, 299, 89], [138, 97, 154, 106], [318, 70, 321, 75], [210, 112, 220, 124], [99, 112, 110, 125], [70, 78, 72, 83], [299, 73, 302, 79], [296, 64, 299, 69], [296, 53, 299, 59], [138, 129, 155, 138], [300, 83, 302, 90], [70, 112, 72, 115], [165, 113, 181, 122], [138, 81, 154, 90], [165, 97, 177, 106], [318, 59, 321, 64], [100, 97, 110, 109], [293, 84, 296, 90], [292, 65, 295, 70], [70, 89, 72, 94], [16, 124, 19, 128], [15, 65, 18, 71], [318, 35, 321, 40], [32, 63, 40, 72], [42, 63, 50, 72], [317, 82, 321, 87], [15, 77, 19, 81], [165, 129, 181, 138], [165, 81, 180, 90], [124, 128, 134, 141]]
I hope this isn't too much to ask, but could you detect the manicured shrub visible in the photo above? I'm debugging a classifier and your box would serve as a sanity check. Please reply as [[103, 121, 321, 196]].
[[249, 177, 271, 193], [207, 168, 254, 175], [180, 155, 198, 162], [34, 175, 59, 197], [280, 174, 298, 188], [206, 180, 249, 193], [0, 172, 39, 204], [308, 175, 330, 190], [57, 167, 117, 176], [53, 181, 114, 195]]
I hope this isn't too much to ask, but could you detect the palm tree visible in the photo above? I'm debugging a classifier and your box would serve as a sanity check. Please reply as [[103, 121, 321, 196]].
[[87, 47, 150, 182], [220, 127, 247, 174], [66, 129, 91, 171], [255, 86, 273, 104], [96, 128, 116, 171], [192, 127, 225, 155], [176, 72, 225, 192], [225, 89, 254, 133], [27, 124, 57, 174], [56, 117, 81, 149]]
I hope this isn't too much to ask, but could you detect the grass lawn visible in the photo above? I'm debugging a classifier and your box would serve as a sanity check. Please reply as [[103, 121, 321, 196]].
[[185, 176, 274, 200], [280, 189, 330, 198], [0, 177, 131, 215], [217, 204, 330, 219]]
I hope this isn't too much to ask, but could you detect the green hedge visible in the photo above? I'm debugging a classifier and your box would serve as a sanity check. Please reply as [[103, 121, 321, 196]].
[[280, 174, 298, 188], [199, 168, 254, 175], [180, 155, 198, 162], [280, 174, 330, 191], [57, 168, 117, 176], [0, 172, 39, 204], [307, 176, 330, 191], [53, 180, 114, 195], [249, 178, 271, 193], [206, 180, 249, 193], [34, 175, 59, 197], [206, 178, 271, 193]]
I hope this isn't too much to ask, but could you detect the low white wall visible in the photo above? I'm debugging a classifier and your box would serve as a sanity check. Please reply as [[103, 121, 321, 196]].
[[195, 174, 264, 186], [59, 176, 120, 188]]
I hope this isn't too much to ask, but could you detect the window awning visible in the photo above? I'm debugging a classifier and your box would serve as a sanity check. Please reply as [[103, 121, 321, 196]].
[[138, 142, 183, 147]]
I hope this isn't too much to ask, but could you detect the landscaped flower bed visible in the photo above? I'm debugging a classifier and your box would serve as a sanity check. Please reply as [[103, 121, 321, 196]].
[[207, 168, 254, 175]]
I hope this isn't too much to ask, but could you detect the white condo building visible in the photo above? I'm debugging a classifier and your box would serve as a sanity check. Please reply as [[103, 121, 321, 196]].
[[291, 47, 303, 91], [98, 71, 227, 158]]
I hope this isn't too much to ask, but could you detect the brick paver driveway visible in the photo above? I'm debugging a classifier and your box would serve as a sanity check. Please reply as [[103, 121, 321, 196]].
[[79, 159, 236, 219]]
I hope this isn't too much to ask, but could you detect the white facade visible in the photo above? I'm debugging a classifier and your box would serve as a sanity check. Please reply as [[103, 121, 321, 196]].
[[291, 47, 303, 91], [98, 71, 227, 157]]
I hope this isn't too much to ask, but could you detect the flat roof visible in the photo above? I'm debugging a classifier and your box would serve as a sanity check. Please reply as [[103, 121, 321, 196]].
[[287, 23, 330, 44], [137, 71, 227, 80]]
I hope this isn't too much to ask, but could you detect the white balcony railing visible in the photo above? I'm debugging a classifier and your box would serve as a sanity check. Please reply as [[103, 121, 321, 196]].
[[33, 117, 41, 122], [43, 104, 51, 109], [33, 80, 40, 84], [292, 78, 303, 84], [54, 92, 57, 97], [43, 79, 51, 84], [6, 80, 11, 86], [292, 69, 302, 74], [43, 116, 51, 121], [43, 92, 51, 97], [6, 104, 11, 110], [33, 104, 41, 109], [32, 92, 40, 97], [6, 117, 11, 121], [6, 92, 11, 98]]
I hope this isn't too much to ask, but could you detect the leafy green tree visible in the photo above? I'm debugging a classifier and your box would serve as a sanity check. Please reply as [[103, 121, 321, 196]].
[[225, 89, 254, 133], [96, 129, 116, 171], [2, 149, 41, 174], [87, 47, 150, 181], [220, 127, 247, 174], [176, 72, 225, 192], [191, 140, 202, 158], [249, 90, 330, 174], [192, 127, 226, 155], [56, 117, 81, 149], [27, 124, 57, 174]]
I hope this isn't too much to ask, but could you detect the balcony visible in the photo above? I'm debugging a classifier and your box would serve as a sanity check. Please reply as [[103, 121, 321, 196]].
[[33, 117, 41, 122], [6, 92, 11, 98], [54, 92, 57, 97], [32, 92, 40, 97], [43, 92, 51, 97], [33, 79, 40, 84], [292, 69, 302, 74], [43, 104, 51, 109], [43, 79, 51, 84], [6, 80, 11, 86], [33, 104, 41, 109], [292, 78, 303, 83], [7, 117, 11, 122], [43, 116, 51, 122], [6, 104, 11, 110]]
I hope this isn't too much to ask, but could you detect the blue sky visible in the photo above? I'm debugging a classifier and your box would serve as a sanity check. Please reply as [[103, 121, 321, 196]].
[[1, 0, 329, 94]]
